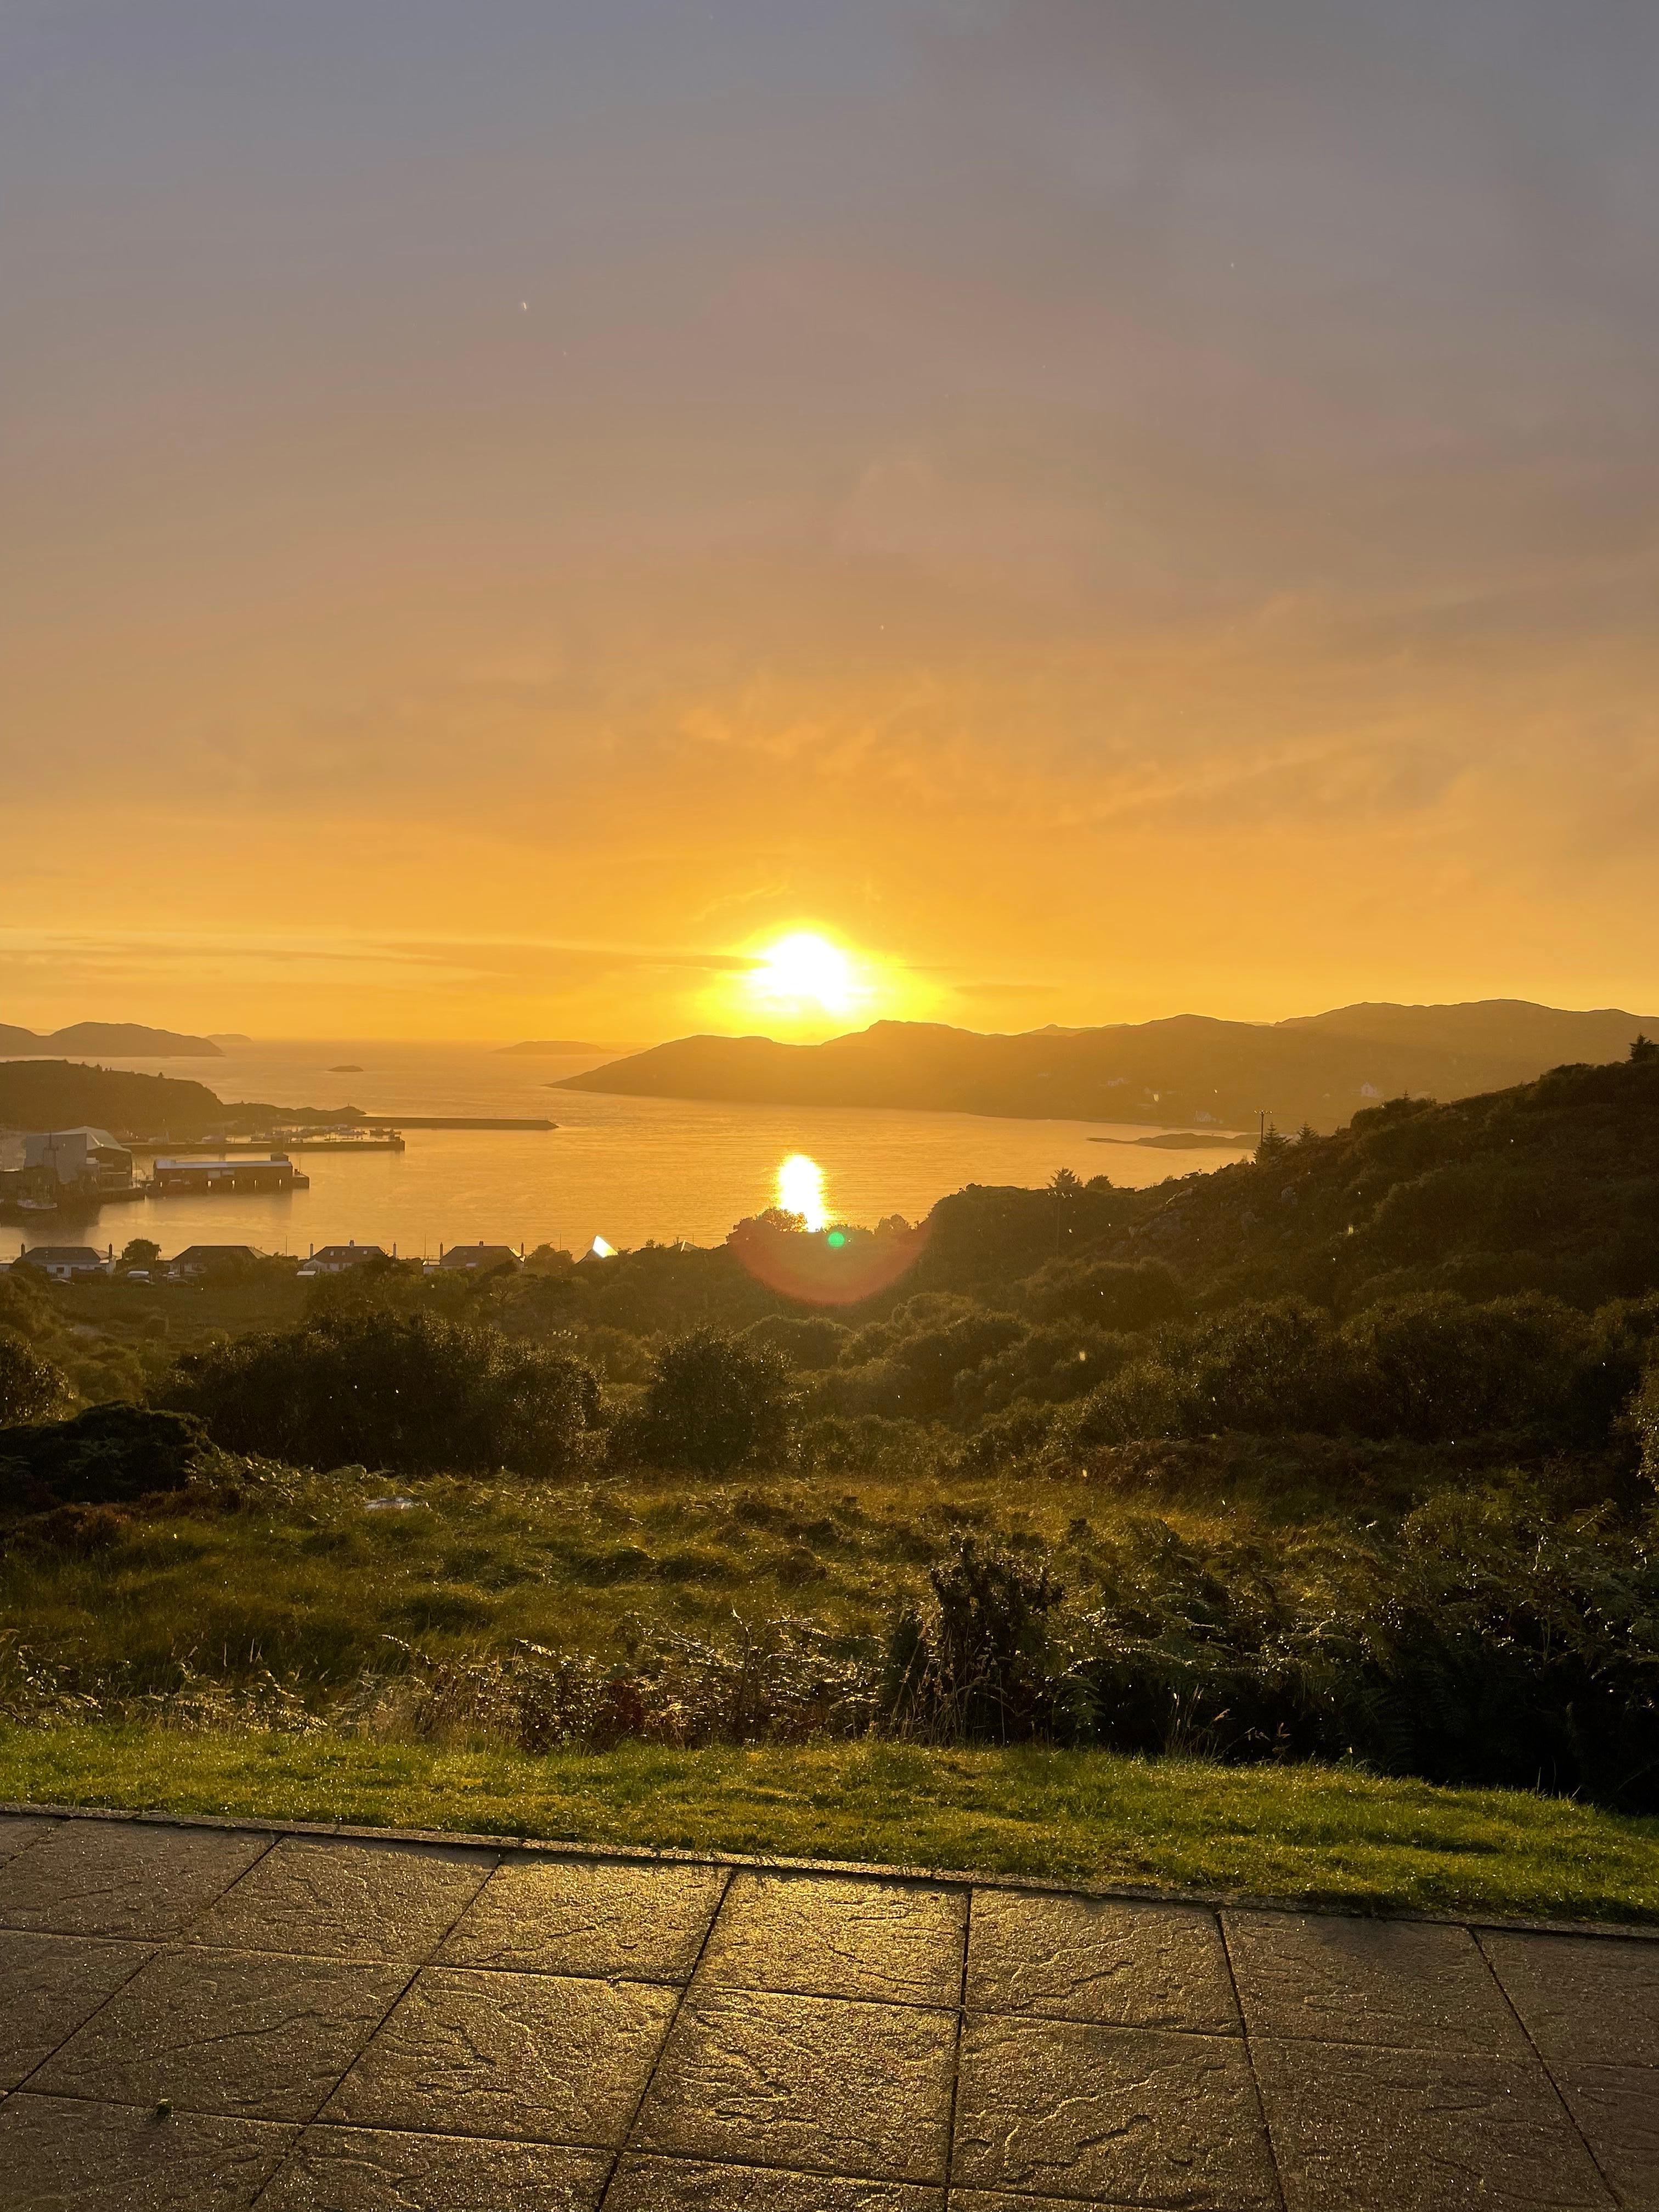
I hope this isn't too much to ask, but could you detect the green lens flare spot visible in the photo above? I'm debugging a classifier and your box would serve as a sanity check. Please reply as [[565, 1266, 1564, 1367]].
[[826, 1230, 847, 1248]]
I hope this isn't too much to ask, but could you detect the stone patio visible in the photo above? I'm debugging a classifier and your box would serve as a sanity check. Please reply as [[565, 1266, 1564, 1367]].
[[1, 1807, 1655, 2209]]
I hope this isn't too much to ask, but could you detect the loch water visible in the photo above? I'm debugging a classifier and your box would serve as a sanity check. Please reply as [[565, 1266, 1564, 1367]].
[[5, 1040, 1244, 1259]]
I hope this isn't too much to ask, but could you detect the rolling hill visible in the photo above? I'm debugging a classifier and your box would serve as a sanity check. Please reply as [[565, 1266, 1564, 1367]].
[[0, 1022, 223, 1059], [0, 1062, 357, 1139], [557, 1001, 1659, 1131]]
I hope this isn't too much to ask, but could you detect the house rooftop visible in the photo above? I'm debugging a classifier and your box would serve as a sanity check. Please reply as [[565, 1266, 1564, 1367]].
[[438, 1242, 521, 1268]]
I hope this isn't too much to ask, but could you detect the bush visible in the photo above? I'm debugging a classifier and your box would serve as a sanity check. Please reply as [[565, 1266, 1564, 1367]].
[[0, 1403, 209, 1508], [619, 1329, 797, 1471], [742, 1313, 851, 1370], [1634, 1359, 1659, 1492], [161, 1313, 600, 1476], [0, 1330, 70, 1427], [885, 1534, 1065, 1741], [1060, 1291, 1652, 1457]]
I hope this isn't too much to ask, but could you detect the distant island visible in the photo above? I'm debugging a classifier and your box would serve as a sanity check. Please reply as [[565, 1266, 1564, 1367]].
[[556, 999, 1659, 1132], [1092, 1131, 1256, 1150], [496, 1039, 626, 1056], [0, 1020, 223, 1059]]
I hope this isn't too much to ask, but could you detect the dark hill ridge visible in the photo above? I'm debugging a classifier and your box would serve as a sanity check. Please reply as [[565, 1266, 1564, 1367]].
[[557, 1000, 1659, 1131], [0, 1021, 222, 1058], [0, 1062, 356, 1140]]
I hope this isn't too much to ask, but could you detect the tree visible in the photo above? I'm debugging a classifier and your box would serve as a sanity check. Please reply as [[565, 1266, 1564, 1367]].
[[1630, 1034, 1657, 1064], [0, 1330, 70, 1427], [120, 1238, 161, 1269]]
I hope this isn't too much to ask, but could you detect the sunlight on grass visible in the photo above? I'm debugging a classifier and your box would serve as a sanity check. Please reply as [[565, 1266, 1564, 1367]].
[[5, 1725, 1656, 1924]]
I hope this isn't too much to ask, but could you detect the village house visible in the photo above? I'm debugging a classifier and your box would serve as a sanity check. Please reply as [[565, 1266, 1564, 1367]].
[[14, 1245, 108, 1281], [296, 1241, 388, 1277], [434, 1242, 522, 1273], [165, 1244, 268, 1281]]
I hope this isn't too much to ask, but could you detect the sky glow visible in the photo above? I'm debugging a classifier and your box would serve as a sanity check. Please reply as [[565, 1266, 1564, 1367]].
[[4, 2, 1657, 1036]]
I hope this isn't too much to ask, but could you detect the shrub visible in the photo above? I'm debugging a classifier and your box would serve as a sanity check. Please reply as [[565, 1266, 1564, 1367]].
[[1060, 1291, 1651, 1457], [1634, 1359, 1659, 1492], [742, 1313, 851, 1370], [161, 1312, 600, 1476], [620, 1329, 797, 1471], [0, 1330, 70, 1427], [0, 1403, 209, 1507], [885, 1534, 1066, 1741]]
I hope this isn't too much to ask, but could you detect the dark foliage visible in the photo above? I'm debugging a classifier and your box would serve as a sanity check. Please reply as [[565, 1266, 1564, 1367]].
[[881, 1500, 1659, 1808], [618, 1329, 798, 1471], [742, 1312, 853, 1369], [1061, 1291, 1659, 1458], [885, 1535, 1066, 1741], [161, 1313, 600, 1475], [1023, 1256, 1186, 1330], [0, 1331, 69, 1428], [0, 1403, 209, 1508]]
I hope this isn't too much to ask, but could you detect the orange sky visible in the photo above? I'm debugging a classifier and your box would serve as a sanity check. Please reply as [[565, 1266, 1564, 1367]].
[[5, 3, 1657, 1042]]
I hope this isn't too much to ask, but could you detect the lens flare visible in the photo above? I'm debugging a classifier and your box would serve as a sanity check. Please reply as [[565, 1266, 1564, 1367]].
[[776, 1152, 828, 1231]]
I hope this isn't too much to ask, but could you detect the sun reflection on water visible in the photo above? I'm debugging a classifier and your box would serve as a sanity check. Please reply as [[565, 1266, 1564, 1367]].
[[776, 1152, 828, 1231]]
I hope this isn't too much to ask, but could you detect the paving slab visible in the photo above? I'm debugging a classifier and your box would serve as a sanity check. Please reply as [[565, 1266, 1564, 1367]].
[[1480, 1928, 1659, 2068], [186, 1832, 495, 1961], [606, 2157, 945, 2209], [1226, 1908, 1531, 2054], [1553, 2063, 1659, 2211], [440, 1854, 726, 1981], [952, 2011, 1278, 2206], [693, 1869, 967, 2006], [323, 1965, 678, 2143], [0, 1928, 153, 2088], [633, 1986, 958, 2182], [969, 1887, 1239, 2033], [0, 1815, 271, 1937], [257, 2124, 612, 2210], [6, 1807, 1659, 2211], [0, 1814, 58, 1868], [0, 2092, 296, 2212], [1252, 2035, 1613, 2211], [33, 1944, 411, 2120]]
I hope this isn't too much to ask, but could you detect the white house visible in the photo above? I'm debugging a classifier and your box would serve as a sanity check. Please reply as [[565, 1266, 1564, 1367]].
[[16, 1245, 109, 1281]]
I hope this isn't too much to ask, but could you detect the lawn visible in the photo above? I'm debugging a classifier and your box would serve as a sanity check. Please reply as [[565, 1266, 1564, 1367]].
[[4, 1724, 1656, 1924]]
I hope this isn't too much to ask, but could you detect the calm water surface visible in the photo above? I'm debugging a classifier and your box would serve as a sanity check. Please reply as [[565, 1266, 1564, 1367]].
[[8, 1041, 1246, 1259]]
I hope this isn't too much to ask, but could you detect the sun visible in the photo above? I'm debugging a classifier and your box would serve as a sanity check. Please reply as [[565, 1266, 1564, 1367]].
[[745, 931, 867, 1021]]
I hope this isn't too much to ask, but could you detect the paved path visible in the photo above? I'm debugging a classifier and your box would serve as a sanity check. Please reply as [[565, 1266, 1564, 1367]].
[[1, 1810, 1656, 2211]]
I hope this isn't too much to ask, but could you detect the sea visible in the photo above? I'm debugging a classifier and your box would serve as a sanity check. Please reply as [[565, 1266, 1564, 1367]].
[[8, 1040, 1246, 1261]]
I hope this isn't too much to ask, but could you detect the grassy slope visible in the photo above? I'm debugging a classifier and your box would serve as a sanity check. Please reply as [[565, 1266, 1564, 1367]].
[[0, 1460, 1344, 1689], [4, 1726, 1656, 1922]]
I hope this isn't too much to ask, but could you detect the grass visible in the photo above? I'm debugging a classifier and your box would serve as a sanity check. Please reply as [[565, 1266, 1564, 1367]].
[[4, 1723, 1657, 1924], [1, 1459, 1221, 1688]]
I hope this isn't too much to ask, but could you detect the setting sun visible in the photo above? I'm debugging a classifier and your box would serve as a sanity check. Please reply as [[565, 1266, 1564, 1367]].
[[745, 933, 867, 1022]]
